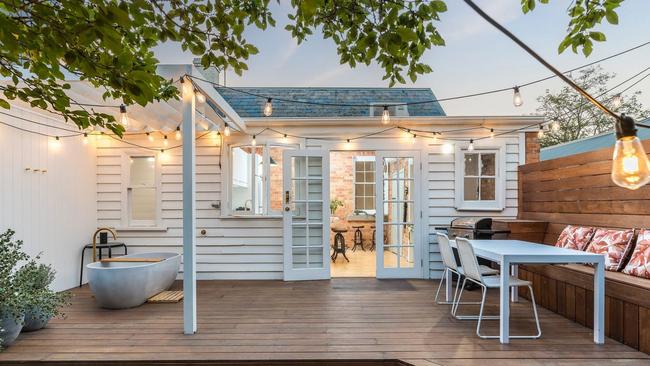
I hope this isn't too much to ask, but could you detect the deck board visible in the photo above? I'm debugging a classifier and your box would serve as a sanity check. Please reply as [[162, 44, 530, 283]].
[[0, 279, 647, 365]]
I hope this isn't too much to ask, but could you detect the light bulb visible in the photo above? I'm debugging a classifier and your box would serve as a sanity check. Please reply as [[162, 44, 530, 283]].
[[223, 123, 231, 137], [513, 86, 523, 107], [551, 121, 560, 132], [163, 135, 168, 147], [175, 126, 182, 140], [433, 133, 438, 143], [411, 133, 416, 144], [381, 105, 390, 125], [263, 98, 273, 117], [490, 129, 495, 139], [612, 115, 650, 190], [50, 136, 61, 149], [83, 133, 88, 145], [538, 125, 545, 138], [196, 91, 206, 104], [182, 78, 193, 96], [119, 104, 129, 127], [147, 132, 154, 142], [612, 94, 623, 109], [251, 135, 257, 146], [442, 143, 453, 155], [468, 140, 474, 152], [282, 134, 288, 143]]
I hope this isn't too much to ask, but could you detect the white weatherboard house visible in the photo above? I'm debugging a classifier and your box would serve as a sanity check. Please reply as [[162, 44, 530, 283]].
[[0, 65, 542, 332]]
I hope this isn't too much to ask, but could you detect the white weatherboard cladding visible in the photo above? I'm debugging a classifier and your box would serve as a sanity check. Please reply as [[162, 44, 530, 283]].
[[96, 126, 525, 281]]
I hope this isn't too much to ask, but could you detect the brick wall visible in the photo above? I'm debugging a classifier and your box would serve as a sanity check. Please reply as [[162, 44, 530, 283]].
[[525, 132, 540, 164]]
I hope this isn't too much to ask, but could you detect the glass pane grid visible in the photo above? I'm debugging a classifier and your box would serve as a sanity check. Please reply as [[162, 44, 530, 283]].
[[464, 152, 496, 202]]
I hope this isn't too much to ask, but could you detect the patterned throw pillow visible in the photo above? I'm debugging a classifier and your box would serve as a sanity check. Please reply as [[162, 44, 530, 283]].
[[585, 228, 635, 271], [623, 229, 650, 279], [555, 225, 595, 251]]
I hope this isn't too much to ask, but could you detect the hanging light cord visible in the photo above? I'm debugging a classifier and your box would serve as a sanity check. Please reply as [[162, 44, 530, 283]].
[[463, 0, 620, 120]]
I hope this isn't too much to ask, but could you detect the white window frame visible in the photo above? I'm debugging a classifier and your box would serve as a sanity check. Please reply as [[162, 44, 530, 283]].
[[120, 150, 162, 228], [224, 140, 298, 217], [353, 156, 376, 214], [454, 145, 506, 211]]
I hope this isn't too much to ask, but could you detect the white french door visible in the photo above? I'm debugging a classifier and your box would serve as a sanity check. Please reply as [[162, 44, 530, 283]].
[[375, 151, 422, 278], [282, 150, 331, 281]]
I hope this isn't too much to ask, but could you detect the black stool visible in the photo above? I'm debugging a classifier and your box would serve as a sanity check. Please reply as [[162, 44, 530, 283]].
[[351, 225, 365, 251], [331, 228, 349, 262], [370, 225, 376, 251], [79, 242, 127, 287]]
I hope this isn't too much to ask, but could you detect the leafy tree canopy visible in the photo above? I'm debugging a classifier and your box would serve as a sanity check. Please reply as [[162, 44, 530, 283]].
[[537, 66, 650, 148], [0, 0, 629, 135]]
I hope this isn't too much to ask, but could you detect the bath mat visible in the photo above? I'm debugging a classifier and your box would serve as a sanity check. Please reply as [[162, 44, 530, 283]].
[[147, 291, 184, 303]]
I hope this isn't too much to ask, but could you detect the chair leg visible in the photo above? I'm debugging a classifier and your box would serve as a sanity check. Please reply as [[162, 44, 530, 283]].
[[476, 285, 490, 338], [451, 278, 466, 316], [528, 284, 542, 339], [124, 244, 128, 255], [434, 268, 448, 304], [79, 247, 86, 287]]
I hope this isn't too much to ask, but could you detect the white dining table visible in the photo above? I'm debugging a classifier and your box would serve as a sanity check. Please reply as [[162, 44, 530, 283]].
[[446, 239, 605, 344]]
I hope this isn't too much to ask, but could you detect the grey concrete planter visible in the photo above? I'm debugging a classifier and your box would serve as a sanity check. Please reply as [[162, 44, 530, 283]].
[[0, 312, 24, 347]]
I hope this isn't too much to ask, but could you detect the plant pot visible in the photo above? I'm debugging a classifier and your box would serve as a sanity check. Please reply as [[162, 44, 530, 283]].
[[22, 307, 51, 332], [0, 312, 24, 347]]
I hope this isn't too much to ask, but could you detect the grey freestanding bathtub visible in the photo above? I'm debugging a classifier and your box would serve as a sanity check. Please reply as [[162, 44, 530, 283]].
[[87, 252, 181, 309]]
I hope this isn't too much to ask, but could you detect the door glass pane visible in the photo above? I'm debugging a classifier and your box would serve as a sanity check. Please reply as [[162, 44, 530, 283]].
[[292, 179, 307, 201], [292, 247, 307, 268], [307, 156, 322, 177], [308, 247, 323, 268], [292, 156, 307, 178], [383, 202, 412, 224], [307, 202, 323, 222], [464, 153, 479, 176], [308, 179, 323, 201], [269, 146, 290, 212], [292, 202, 307, 223], [292, 226, 307, 247]]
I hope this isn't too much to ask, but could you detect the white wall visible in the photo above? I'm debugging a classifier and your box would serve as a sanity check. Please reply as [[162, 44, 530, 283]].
[[0, 106, 97, 291]]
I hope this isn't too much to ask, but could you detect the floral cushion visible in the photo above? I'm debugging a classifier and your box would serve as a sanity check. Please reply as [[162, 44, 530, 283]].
[[585, 228, 635, 271], [555, 225, 595, 251], [623, 229, 650, 279]]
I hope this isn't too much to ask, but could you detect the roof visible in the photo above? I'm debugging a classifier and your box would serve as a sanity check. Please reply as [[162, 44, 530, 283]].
[[540, 117, 650, 161], [215, 87, 445, 118]]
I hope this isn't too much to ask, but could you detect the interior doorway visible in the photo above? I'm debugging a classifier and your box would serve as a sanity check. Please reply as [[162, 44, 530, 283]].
[[329, 151, 377, 277]]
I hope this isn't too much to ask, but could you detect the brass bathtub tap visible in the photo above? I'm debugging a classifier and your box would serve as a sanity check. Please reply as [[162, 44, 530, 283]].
[[92, 227, 117, 262]]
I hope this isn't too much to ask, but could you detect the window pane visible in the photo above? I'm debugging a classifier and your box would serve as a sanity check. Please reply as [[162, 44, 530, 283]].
[[464, 153, 479, 176], [464, 177, 479, 201], [232, 146, 254, 212], [480, 178, 496, 200], [481, 153, 496, 176], [130, 156, 155, 186], [131, 187, 156, 221], [355, 183, 365, 196], [254, 149, 264, 214]]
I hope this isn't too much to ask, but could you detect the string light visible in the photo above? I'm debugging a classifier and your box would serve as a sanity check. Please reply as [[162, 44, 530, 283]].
[[163, 135, 169, 147], [468, 139, 475, 152], [612, 94, 623, 109], [263, 98, 273, 117], [147, 132, 154, 142], [433, 132, 438, 143], [251, 135, 257, 146], [513, 86, 523, 107], [50, 136, 61, 149], [282, 134, 288, 143], [119, 104, 129, 127], [175, 126, 182, 140], [551, 120, 560, 132], [490, 128, 495, 139], [83, 133, 88, 144], [442, 143, 454, 155], [411, 133, 416, 144], [381, 105, 390, 125], [537, 125, 545, 138], [181, 77, 193, 96], [223, 123, 231, 137], [196, 90, 206, 104], [612, 115, 650, 189]]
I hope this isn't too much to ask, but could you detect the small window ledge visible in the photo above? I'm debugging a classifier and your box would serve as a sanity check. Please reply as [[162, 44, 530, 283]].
[[455, 204, 504, 212], [115, 226, 169, 232], [220, 215, 283, 220]]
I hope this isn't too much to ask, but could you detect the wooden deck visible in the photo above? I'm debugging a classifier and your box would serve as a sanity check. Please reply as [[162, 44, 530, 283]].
[[0, 279, 648, 365]]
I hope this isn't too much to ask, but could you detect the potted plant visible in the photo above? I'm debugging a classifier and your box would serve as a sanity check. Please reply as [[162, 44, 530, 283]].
[[330, 198, 344, 215], [0, 229, 29, 348], [15, 261, 70, 332]]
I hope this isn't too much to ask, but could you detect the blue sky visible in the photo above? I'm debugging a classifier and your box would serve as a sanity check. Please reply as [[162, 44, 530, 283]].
[[154, 0, 650, 116]]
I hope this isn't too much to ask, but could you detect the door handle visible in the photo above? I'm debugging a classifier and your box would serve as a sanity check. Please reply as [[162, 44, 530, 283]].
[[284, 190, 291, 212]]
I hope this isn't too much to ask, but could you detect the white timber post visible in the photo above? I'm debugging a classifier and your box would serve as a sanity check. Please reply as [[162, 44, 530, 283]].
[[181, 75, 197, 334]]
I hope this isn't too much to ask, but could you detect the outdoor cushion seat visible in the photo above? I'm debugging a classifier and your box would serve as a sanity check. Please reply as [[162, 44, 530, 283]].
[[457, 265, 499, 276], [481, 275, 532, 288], [585, 228, 636, 271], [623, 229, 650, 279], [555, 225, 595, 251]]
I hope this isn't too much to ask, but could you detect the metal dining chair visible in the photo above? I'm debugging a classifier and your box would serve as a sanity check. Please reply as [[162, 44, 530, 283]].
[[434, 233, 499, 307], [454, 237, 542, 339]]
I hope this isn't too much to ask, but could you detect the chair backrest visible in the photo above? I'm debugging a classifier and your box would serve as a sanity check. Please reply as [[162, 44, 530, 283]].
[[435, 232, 458, 271], [455, 238, 483, 283]]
